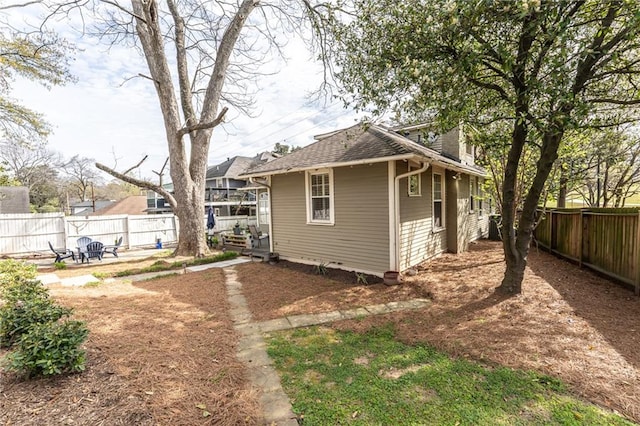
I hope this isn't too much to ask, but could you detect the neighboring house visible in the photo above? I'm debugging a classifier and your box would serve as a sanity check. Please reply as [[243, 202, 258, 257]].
[[146, 153, 277, 217], [146, 183, 174, 214], [241, 123, 490, 276], [70, 200, 115, 215], [89, 195, 149, 216], [0, 186, 29, 213]]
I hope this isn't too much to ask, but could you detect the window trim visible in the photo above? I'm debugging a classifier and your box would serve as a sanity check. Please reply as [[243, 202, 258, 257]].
[[478, 178, 484, 217], [408, 163, 422, 197], [305, 169, 335, 225], [432, 170, 445, 231], [469, 176, 475, 213]]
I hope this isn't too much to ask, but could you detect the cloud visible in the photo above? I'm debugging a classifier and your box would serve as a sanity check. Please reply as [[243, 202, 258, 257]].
[[8, 4, 365, 181]]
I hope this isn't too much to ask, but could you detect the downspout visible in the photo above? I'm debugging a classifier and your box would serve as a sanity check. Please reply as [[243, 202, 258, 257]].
[[391, 160, 430, 271], [248, 176, 272, 252]]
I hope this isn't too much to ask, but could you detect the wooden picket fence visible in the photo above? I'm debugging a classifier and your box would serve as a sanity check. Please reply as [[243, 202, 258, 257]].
[[534, 208, 640, 295], [0, 212, 258, 256]]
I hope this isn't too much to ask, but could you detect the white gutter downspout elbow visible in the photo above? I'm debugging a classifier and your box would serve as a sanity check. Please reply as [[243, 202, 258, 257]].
[[391, 161, 430, 272]]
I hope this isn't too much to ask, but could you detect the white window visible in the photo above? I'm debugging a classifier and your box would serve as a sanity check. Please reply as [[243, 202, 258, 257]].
[[408, 164, 421, 197], [433, 172, 445, 229], [306, 169, 334, 225]]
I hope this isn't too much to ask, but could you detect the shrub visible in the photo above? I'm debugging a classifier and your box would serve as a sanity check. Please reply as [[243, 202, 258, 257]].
[[54, 262, 67, 270], [4, 319, 88, 377], [0, 283, 71, 348], [0, 260, 37, 293], [0, 259, 89, 377]]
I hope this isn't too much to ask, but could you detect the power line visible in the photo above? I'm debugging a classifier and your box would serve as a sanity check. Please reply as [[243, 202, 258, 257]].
[[210, 104, 349, 161]]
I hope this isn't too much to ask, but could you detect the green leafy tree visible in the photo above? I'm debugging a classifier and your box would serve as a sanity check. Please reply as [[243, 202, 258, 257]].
[[327, 0, 640, 293], [0, 30, 74, 141], [566, 127, 640, 207]]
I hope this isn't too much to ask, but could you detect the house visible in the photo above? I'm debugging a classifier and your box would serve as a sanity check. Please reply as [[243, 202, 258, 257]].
[[88, 195, 149, 216], [205, 153, 276, 216], [70, 200, 115, 215], [145, 153, 277, 217], [240, 122, 490, 276], [146, 183, 173, 214]]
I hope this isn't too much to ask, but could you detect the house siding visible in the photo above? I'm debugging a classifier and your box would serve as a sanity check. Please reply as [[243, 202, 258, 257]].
[[463, 174, 490, 242], [270, 163, 390, 275], [447, 173, 490, 253], [398, 163, 447, 270]]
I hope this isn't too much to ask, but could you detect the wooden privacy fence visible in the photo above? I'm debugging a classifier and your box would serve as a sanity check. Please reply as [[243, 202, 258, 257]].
[[0, 213, 258, 256], [534, 208, 640, 295]]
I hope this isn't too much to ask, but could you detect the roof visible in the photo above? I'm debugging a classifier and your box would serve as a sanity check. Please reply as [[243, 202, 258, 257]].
[[206, 156, 253, 179], [206, 153, 278, 180], [241, 123, 486, 177], [89, 195, 148, 216]]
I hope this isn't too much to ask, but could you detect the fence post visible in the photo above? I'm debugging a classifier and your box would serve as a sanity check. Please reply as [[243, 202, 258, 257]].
[[549, 210, 554, 250], [126, 215, 132, 249], [636, 211, 640, 296], [173, 215, 179, 241], [62, 214, 69, 250], [578, 210, 583, 268]]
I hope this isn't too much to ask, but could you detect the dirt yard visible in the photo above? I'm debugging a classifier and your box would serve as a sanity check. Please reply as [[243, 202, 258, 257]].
[[1, 241, 639, 424]]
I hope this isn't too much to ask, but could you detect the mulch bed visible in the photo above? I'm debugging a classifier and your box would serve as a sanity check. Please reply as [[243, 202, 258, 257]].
[[0, 269, 260, 426], [2, 241, 639, 424], [236, 260, 429, 321]]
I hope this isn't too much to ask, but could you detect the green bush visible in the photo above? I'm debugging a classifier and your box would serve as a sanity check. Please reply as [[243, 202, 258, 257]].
[[0, 259, 89, 378], [54, 261, 67, 270], [0, 260, 37, 293], [4, 319, 88, 377], [0, 281, 71, 347]]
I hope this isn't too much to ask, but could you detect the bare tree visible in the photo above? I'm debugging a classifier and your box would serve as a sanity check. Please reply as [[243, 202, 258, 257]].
[[0, 139, 61, 190], [13, 0, 325, 257], [62, 155, 102, 202]]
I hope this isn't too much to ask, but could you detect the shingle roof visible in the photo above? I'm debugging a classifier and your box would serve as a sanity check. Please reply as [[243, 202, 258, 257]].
[[206, 156, 254, 179], [89, 195, 148, 216], [241, 123, 485, 177], [206, 153, 277, 179]]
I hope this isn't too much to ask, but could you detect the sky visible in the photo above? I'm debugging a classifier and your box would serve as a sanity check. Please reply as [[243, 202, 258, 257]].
[[9, 4, 365, 182]]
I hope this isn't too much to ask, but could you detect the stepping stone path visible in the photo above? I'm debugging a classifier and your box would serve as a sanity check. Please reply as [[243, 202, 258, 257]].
[[223, 266, 430, 425]]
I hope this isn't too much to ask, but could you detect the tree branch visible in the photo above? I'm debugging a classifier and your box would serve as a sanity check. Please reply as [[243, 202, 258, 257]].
[[96, 161, 176, 208], [587, 98, 640, 105], [123, 154, 148, 175], [177, 106, 228, 138]]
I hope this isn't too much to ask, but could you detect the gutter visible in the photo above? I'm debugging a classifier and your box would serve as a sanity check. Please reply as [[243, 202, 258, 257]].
[[241, 154, 417, 178], [390, 160, 431, 272], [242, 152, 483, 180]]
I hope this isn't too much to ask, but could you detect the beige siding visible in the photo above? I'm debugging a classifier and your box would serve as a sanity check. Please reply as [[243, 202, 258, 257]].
[[398, 163, 447, 270], [450, 174, 489, 253], [270, 163, 390, 275], [463, 174, 490, 242]]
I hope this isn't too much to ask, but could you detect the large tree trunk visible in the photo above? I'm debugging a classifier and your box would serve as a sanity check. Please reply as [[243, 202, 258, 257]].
[[127, 0, 258, 258], [497, 130, 564, 294]]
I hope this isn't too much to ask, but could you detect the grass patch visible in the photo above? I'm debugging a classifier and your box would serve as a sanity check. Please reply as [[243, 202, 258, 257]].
[[266, 325, 633, 425], [113, 251, 238, 277]]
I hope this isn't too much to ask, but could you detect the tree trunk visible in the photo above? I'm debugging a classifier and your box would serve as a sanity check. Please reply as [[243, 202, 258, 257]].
[[497, 130, 564, 294], [557, 171, 567, 207], [501, 241, 527, 293]]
